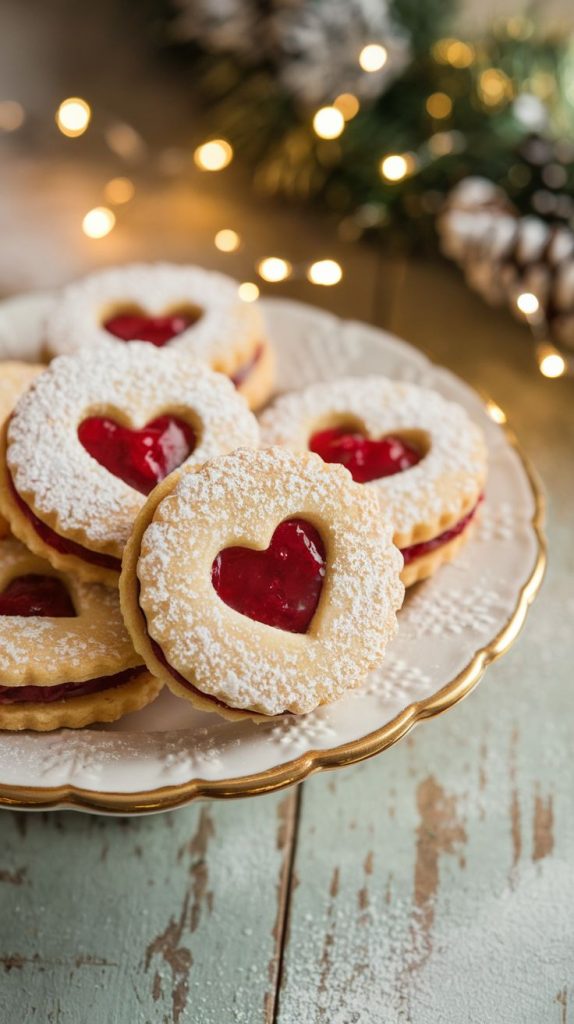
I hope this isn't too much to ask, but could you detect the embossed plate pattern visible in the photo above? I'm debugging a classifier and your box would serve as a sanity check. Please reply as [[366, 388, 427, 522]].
[[0, 293, 545, 813]]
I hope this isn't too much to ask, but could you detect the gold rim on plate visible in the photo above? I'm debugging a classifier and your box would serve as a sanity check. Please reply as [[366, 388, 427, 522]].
[[0, 416, 546, 814]]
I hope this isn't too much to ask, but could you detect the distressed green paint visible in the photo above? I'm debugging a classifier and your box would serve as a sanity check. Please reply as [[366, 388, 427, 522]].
[[0, 792, 295, 1023]]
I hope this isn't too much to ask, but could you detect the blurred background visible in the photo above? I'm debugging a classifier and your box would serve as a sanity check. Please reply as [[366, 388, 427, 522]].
[[1, 0, 574, 376]]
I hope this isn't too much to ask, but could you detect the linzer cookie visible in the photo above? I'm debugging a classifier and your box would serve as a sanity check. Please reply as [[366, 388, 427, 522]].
[[43, 262, 274, 409], [0, 536, 160, 731], [0, 362, 44, 538], [120, 447, 404, 719], [0, 345, 260, 585], [260, 377, 487, 586]]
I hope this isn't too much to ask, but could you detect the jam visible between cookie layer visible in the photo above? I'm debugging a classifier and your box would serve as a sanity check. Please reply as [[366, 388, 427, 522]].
[[9, 475, 121, 571], [0, 667, 142, 705], [78, 415, 195, 495], [212, 518, 326, 634], [230, 344, 264, 388], [0, 574, 76, 618], [309, 427, 421, 483], [401, 501, 480, 565]]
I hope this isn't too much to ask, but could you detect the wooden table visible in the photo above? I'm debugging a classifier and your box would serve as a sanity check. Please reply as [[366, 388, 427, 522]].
[[0, 160, 571, 1024]]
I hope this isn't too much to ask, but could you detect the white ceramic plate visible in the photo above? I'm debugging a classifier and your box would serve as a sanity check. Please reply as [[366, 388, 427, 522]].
[[0, 293, 545, 814]]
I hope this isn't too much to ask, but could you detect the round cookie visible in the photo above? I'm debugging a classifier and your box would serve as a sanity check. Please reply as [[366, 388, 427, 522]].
[[0, 536, 160, 731], [0, 362, 45, 538], [43, 263, 275, 409], [0, 345, 260, 585], [260, 376, 487, 587], [120, 446, 404, 720]]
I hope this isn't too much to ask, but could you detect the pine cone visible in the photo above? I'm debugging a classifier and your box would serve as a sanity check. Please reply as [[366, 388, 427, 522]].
[[438, 177, 574, 350]]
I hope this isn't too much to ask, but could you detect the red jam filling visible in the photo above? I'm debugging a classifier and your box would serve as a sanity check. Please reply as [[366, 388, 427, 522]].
[[9, 474, 121, 571], [212, 518, 326, 634], [0, 575, 76, 618], [103, 313, 198, 348], [0, 666, 141, 705], [150, 638, 234, 713], [309, 427, 421, 484], [230, 344, 264, 388], [78, 415, 195, 496], [401, 502, 480, 565]]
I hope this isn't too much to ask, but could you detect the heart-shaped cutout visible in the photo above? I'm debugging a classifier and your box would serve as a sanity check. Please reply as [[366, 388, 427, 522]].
[[78, 415, 196, 495], [103, 312, 200, 348], [211, 518, 326, 634], [0, 574, 76, 617], [309, 427, 421, 483]]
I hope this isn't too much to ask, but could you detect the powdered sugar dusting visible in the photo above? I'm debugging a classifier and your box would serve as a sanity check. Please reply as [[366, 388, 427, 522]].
[[0, 537, 139, 684], [137, 447, 404, 716], [260, 377, 487, 539], [7, 345, 259, 554], [44, 262, 263, 368]]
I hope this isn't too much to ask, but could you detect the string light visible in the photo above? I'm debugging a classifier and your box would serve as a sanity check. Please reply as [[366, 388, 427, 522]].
[[56, 97, 91, 138], [359, 44, 388, 72], [537, 345, 566, 378], [194, 139, 233, 171], [333, 93, 360, 121], [478, 69, 512, 106], [104, 177, 135, 204], [313, 107, 345, 140], [432, 39, 474, 67], [82, 207, 115, 239], [426, 92, 452, 119], [256, 257, 292, 283], [380, 153, 415, 182], [238, 282, 260, 302], [516, 292, 540, 316], [215, 229, 241, 253], [0, 100, 25, 132], [307, 259, 343, 286]]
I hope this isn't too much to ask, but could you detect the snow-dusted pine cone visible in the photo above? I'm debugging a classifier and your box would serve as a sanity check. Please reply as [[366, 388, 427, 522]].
[[438, 177, 574, 350]]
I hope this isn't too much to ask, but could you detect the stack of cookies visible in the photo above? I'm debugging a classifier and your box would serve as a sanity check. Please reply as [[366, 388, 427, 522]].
[[0, 263, 487, 730]]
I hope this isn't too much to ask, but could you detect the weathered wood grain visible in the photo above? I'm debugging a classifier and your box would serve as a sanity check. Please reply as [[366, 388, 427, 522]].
[[0, 791, 297, 1023]]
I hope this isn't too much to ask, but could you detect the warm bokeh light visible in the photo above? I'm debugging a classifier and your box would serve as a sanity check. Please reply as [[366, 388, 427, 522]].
[[82, 207, 116, 239], [215, 229, 241, 253], [0, 100, 25, 132], [56, 97, 91, 138], [105, 122, 146, 161], [256, 257, 292, 283], [426, 92, 453, 119], [516, 292, 540, 316], [312, 106, 345, 140], [104, 177, 135, 204], [238, 282, 260, 303], [194, 139, 233, 171], [359, 44, 388, 72], [428, 131, 458, 156], [486, 401, 507, 424], [478, 68, 512, 106], [333, 93, 360, 121], [538, 347, 566, 378], [307, 259, 343, 286], [432, 38, 475, 68], [380, 153, 414, 182]]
